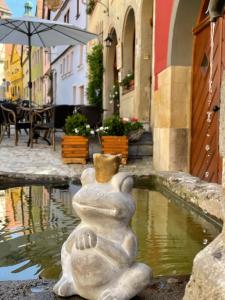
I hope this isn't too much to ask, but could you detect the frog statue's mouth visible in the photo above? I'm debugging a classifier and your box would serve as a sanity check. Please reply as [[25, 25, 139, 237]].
[[74, 202, 119, 217]]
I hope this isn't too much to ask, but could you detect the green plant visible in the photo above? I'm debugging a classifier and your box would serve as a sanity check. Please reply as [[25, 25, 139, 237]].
[[87, 44, 103, 109], [97, 115, 125, 136], [109, 83, 120, 102], [124, 119, 143, 135], [64, 113, 94, 137], [86, 0, 96, 14], [96, 115, 144, 136], [120, 72, 134, 89]]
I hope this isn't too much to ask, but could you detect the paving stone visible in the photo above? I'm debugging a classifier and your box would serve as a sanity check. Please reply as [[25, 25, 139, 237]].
[[0, 132, 153, 182]]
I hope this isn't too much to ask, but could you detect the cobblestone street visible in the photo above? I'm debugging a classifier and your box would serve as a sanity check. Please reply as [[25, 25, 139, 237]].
[[0, 132, 153, 179]]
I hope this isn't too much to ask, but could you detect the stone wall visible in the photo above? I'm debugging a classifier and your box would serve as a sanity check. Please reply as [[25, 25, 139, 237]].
[[87, 0, 153, 123], [153, 66, 191, 172]]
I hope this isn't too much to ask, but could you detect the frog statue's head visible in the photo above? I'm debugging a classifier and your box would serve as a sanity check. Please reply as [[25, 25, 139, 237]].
[[72, 154, 135, 227]]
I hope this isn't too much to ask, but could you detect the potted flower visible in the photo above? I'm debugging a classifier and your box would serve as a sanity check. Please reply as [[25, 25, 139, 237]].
[[96, 115, 128, 164], [124, 117, 144, 142], [120, 72, 135, 93], [62, 113, 94, 164]]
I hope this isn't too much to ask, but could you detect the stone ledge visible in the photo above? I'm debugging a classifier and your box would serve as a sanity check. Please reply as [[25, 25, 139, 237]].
[[134, 171, 224, 223], [0, 276, 189, 300]]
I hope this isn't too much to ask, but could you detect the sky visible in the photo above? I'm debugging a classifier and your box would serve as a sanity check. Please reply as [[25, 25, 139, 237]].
[[6, 0, 37, 17]]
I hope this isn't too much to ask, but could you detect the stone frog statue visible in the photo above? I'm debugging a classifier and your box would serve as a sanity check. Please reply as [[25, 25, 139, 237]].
[[54, 154, 152, 300]]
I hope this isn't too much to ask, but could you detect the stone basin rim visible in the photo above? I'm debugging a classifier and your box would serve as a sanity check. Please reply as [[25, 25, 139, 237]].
[[0, 170, 223, 226]]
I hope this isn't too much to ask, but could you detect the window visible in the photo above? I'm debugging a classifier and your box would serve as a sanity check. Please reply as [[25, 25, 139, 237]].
[[73, 86, 77, 104], [66, 54, 70, 73], [76, 0, 80, 19], [70, 51, 74, 72], [64, 10, 70, 23], [62, 58, 66, 74], [79, 85, 84, 104], [79, 45, 83, 67], [54, 72, 57, 103]]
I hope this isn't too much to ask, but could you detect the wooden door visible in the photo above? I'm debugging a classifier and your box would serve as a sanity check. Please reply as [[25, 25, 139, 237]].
[[191, 18, 222, 183]]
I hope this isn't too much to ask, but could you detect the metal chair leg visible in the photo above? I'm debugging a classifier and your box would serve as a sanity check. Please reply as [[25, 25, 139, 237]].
[[15, 129, 19, 146], [53, 129, 56, 151], [0, 125, 5, 144]]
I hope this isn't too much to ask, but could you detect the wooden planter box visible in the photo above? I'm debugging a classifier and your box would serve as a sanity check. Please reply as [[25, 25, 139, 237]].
[[101, 136, 128, 165], [61, 136, 89, 164]]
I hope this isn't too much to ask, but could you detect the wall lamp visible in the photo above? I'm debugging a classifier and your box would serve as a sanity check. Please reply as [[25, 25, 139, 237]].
[[104, 34, 113, 47]]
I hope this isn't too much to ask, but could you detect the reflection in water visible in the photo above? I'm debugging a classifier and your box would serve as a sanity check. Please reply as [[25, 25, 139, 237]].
[[0, 185, 80, 281], [0, 186, 221, 280], [132, 189, 220, 276]]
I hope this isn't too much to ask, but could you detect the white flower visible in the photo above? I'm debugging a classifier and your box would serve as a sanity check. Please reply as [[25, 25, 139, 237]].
[[86, 124, 90, 129], [123, 117, 129, 122], [90, 130, 95, 135], [100, 126, 103, 130], [75, 129, 79, 133], [96, 128, 99, 132]]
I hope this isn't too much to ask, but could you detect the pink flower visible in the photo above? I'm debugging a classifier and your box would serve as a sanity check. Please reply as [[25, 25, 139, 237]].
[[131, 117, 138, 122]]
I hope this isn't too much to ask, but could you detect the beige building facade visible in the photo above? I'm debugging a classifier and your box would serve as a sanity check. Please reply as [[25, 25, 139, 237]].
[[88, 0, 153, 126]]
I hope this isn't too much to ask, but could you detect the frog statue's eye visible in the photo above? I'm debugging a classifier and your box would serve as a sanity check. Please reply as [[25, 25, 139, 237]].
[[111, 173, 134, 193]]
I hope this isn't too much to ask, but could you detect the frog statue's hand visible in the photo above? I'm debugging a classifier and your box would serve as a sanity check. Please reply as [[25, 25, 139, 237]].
[[75, 228, 97, 250]]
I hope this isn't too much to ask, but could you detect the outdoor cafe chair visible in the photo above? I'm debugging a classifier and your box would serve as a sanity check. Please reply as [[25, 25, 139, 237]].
[[0, 104, 32, 146], [31, 106, 55, 148]]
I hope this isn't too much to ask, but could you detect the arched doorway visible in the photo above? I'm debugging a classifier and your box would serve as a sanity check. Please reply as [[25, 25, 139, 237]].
[[106, 28, 119, 115], [191, 0, 222, 183], [123, 8, 135, 81]]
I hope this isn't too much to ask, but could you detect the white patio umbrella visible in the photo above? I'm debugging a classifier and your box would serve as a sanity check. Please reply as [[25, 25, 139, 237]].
[[0, 16, 97, 105]]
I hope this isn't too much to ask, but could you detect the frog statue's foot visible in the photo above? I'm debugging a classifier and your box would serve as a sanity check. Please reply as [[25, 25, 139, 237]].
[[53, 276, 77, 297], [99, 263, 152, 300]]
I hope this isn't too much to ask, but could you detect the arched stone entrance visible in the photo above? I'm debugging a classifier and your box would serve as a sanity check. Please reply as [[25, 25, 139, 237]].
[[122, 8, 135, 80], [166, 0, 222, 183], [154, 0, 201, 172], [119, 7, 136, 119]]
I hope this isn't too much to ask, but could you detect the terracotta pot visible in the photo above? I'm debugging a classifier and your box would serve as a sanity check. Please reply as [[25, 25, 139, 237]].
[[101, 136, 128, 165], [61, 136, 89, 164]]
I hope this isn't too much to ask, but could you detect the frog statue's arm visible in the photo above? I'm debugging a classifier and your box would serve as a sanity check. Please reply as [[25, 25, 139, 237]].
[[96, 232, 137, 267]]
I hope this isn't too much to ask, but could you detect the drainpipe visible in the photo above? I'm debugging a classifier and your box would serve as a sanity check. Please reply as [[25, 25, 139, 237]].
[[208, 0, 225, 22]]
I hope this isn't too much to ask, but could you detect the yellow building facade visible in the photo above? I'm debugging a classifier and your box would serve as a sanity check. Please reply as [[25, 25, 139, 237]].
[[4, 45, 23, 101]]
